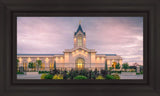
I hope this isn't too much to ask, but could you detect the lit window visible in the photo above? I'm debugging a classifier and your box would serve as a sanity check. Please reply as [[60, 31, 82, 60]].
[[78, 36, 82, 47], [45, 58, 49, 63], [28, 57, 31, 62], [76, 50, 79, 53]]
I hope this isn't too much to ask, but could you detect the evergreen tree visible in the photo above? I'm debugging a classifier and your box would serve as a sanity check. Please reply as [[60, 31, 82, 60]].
[[54, 60, 56, 70], [105, 60, 108, 71]]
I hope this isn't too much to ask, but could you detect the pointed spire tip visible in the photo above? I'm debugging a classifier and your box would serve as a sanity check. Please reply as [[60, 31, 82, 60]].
[[79, 20, 81, 24]]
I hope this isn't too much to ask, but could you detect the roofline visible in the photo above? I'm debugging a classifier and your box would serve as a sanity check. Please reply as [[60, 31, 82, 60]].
[[17, 54, 64, 55], [96, 54, 117, 56]]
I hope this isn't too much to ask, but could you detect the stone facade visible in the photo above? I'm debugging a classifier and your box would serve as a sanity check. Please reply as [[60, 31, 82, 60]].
[[17, 22, 123, 71]]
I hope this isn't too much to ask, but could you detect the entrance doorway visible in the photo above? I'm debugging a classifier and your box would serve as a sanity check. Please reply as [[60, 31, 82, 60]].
[[75, 58, 85, 70]]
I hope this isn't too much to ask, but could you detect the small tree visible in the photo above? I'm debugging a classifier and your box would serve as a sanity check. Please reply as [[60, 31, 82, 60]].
[[33, 63, 36, 70], [17, 59, 19, 67], [122, 63, 129, 71], [36, 60, 42, 72], [28, 62, 35, 71], [54, 60, 56, 70], [17, 59, 19, 72], [28, 62, 34, 68], [105, 60, 108, 71], [116, 63, 120, 69]]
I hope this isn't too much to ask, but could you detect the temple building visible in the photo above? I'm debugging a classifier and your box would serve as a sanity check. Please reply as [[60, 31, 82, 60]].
[[17, 22, 123, 71]]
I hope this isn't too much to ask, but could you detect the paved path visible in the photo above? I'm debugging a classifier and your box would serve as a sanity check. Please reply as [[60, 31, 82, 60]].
[[17, 74, 143, 80], [120, 75, 143, 79], [17, 74, 42, 79]]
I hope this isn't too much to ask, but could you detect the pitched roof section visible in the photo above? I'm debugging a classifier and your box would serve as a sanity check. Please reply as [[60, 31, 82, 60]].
[[74, 24, 86, 36], [105, 54, 117, 56], [17, 54, 63, 56], [97, 54, 117, 56]]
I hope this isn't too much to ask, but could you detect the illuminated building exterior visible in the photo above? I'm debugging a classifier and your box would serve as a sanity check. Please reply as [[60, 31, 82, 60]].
[[17, 22, 123, 71]]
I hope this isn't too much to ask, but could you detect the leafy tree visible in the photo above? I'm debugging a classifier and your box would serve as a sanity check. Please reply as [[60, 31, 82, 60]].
[[17, 59, 19, 68], [36, 60, 42, 71], [17, 59, 19, 72], [116, 63, 120, 69], [28, 62, 35, 68], [122, 63, 129, 71]]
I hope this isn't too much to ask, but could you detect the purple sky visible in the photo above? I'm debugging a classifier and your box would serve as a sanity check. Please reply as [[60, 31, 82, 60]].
[[17, 17, 143, 65]]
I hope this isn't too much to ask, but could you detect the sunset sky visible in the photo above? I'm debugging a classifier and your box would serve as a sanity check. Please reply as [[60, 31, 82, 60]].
[[17, 17, 143, 65]]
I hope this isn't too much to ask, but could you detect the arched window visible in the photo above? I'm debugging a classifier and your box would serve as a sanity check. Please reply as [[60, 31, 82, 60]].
[[78, 36, 82, 47]]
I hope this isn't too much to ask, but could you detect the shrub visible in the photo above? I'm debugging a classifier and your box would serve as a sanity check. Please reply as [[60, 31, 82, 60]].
[[17, 72, 24, 74], [91, 72, 96, 80], [39, 71, 41, 74], [137, 71, 143, 75], [101, 70, 108, 77], [112, 73, 120, 80], [68, 70, 79, 79], [129, 69, 136, 72], [44, 74, 53, 79], [39, 71, 49, 74], [41, 73, 47, 79], [109, 67, 113, 71], [53, 74, 63, 80], [111, 71, 121, 74], [73, 75, 88, 80], [96, 75, 105, 80], [136, 73, 140, 75], [80, 69, 88, 76], [106, 75, 115, 80]]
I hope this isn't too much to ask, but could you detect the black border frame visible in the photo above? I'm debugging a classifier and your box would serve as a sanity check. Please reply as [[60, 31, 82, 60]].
[[0, 0, 160, 96], [12, 12, 147, 85]]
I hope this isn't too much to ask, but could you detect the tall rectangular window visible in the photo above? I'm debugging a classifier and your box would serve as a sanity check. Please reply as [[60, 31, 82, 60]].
[[78, 36, 82, 47]]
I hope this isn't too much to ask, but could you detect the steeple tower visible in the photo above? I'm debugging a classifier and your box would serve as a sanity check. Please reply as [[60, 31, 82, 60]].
[[74, 20, 85, 36], [74, 21, 86, 48], [79, 20, 81, 24]]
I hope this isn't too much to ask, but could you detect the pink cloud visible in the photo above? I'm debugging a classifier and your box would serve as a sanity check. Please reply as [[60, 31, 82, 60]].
[[17, 17, 143, 65]]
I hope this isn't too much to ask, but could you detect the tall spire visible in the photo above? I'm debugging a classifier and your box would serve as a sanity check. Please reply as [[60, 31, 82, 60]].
[[74, 21, 86, 36], [79, 20, 81, 24], [77, 24, 83, 32]]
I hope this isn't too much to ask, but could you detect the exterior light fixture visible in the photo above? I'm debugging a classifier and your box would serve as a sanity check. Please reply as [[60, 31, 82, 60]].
[[28, 57, 31, 62]]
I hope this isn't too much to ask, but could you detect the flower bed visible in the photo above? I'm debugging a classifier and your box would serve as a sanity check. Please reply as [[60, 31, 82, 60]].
[[40, 69, 120, 80]]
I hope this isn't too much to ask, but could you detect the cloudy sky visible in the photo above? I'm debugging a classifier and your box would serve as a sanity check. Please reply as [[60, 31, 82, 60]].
[[17, 17, 143, 65]]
